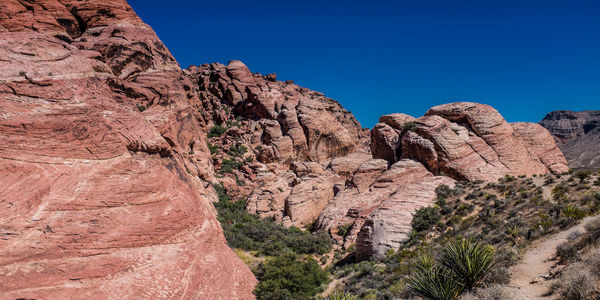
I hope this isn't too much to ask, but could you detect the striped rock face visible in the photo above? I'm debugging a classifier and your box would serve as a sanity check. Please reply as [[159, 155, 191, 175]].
[[0, 1, 256, 299]]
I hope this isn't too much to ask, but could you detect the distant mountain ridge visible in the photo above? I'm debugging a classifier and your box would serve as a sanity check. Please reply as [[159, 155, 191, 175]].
[[540, 110, 600, 168]]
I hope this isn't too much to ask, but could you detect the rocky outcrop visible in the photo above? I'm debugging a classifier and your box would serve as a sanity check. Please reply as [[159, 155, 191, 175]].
[[372, 102, 569, 181], [511, 122, 569, 173], [316, 159, 455, 258], [0, 0, 255, 298], [540, 110, 600, 168], [315, 102, 568, 260], [187, 61, 369, 165]]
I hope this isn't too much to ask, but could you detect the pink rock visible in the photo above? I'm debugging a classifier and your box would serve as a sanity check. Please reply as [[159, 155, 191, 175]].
[[0, 1, 256, 298]]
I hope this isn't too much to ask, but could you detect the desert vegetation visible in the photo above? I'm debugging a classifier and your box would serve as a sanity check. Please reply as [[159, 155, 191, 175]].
[[213, 183, 333, 299], [323, 170, 600, 299], [549, 216, 600, 299]]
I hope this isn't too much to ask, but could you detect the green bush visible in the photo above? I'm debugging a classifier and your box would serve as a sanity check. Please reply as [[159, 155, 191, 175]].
[[137, 104, 147, 112], [403, 121, 418, 132], [208, 125, 228, 138], [227, 144, 248, 157], [563, 205, 586, 221], [254, 253, 330, 300], [220, 158, 242, 174], [412, 206, 441, 232], [407, 254, 463, 300], [213, 184, 333, 256], [552, 184, 568, 201], [436, 185, 453, 199], [337, 224, 352, 237], [207, 142, 219, 154], [574, 171, 591, 184]]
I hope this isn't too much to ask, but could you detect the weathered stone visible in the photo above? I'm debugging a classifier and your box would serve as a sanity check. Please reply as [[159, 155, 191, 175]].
[[370, 123, 401, 162]]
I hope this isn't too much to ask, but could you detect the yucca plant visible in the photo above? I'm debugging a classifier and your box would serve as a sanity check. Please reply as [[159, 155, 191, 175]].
[[407, 257, 463, 300], [407, 239, 496, 299], [324, 291, 357, 300], [437, 238, 496, 291]]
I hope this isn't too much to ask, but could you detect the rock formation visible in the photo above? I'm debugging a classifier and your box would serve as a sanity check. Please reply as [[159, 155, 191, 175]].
[[540, 110, 600, 168], [0, 0, 255, 298], [372, 102, 569, 181], [315, 102, 568, 259]]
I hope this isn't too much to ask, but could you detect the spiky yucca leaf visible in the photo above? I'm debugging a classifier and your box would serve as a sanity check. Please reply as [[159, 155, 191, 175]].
[[407, 261, 463, 300], [437, 238, 495, 291], [324, 291, 357, 300]]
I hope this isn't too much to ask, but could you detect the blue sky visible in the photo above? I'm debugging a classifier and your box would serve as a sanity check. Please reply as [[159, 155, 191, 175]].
[[128, 0, 599, 128]]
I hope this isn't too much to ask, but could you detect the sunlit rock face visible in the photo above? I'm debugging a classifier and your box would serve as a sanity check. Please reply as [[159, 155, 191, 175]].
[[317, 102, 568, 259], [0, 0, 256, 298]]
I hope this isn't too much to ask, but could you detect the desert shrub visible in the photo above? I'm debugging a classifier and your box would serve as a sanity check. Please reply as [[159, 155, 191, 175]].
[[557, 242, 578, 262], [554, 263, 598, 300], [461, 284, 516, 300], [227, 144, 248, 157], [583, 248, 600, 277], [254, 253, 330, 300], [584, 216, 600, 233], [403, 121, 417, 132], [553, 184, 569, 201], [436, 185, 453, 199], [337, 224, 352, 237], [226, 116, 242, 128], [136, 104, 147, 112], [567, 229, 582, 241], [236, 177, 245, 186], [407, 254, 463, 300], [503, 174, 516, 182], [482, 267, 511, 285], [412, 206, 441, 232], [220, 158, 242, 174], [574, 171, 591, 184], [213, 184, 332, 256], [207, 142, 219, 154], [208, 125, 228, 138], [437, 239, 496, 291], [494, 248, 519, 267], [562, 205, 586, 221]]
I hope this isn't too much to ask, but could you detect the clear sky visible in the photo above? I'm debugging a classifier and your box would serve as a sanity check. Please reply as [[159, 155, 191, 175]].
[[128, 0, 599, 128]]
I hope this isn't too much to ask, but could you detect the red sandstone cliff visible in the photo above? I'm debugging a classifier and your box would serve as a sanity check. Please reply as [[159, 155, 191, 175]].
[[0, 0, 255, 298]]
